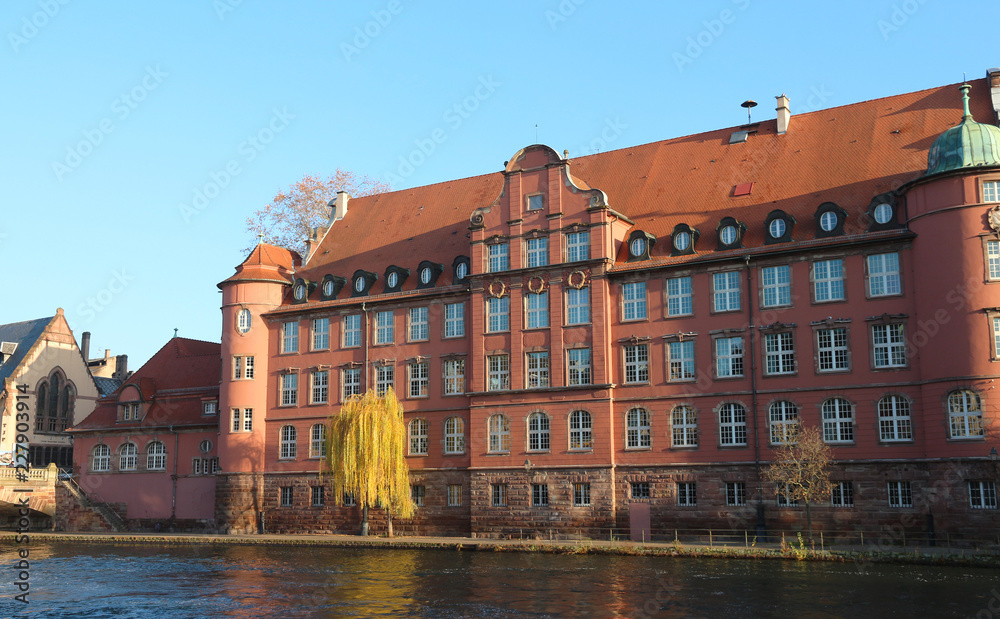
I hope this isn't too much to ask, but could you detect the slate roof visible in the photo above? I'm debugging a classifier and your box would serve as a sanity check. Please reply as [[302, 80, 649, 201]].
[[71, 337, 221, 432], [290, 78, 997, 286], [0, 316, 53, 383], [92, 376, 123, 396]]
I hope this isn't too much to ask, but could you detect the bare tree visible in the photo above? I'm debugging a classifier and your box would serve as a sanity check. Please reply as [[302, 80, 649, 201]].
[[245, 170, 391, 255], [764, 425, 833, 541]]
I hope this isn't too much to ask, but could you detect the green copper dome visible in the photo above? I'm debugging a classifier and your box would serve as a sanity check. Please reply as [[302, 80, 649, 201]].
[[926, 84, 1000, 176]]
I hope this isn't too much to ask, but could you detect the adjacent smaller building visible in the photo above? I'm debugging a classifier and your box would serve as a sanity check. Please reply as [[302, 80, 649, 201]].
[[69, 337, 220, 530]]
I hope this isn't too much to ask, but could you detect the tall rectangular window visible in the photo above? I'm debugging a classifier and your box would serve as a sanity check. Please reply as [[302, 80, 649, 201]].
[[994, 317, 1000, 359], [715, 336, 744, 378], [667, 340, 695, 381], [408, 362, 429, 398], [969, 481, 998, 509], [409, 420, 428, 455], [666, 276, 693, 316], [342, 368, 361, 400], [622, 282, 647, 321], [726, 482, 747, 507], [447, 484, 463, 507], [887, 481, 913, 508], [280, 487, 293, 507], [492, 484, 508, 506], [281, 321, 299, 353], [573, 483, 591, 506], [375, 311, 394, 345], [567, 348, 592, 385], [532, 484, 549, 506], [526, 351, 550, 388], [761, 265, 791, 307], [280, 373, 297, 406], [671, 405, 697, 447], [831, 481, 854, 507], [312, 317, 330, 350], [566, 230, 590, 262], [487, 354, 510, 391], [375, 365, 394, 397], [718, 403, 747, 446], [233, 355, 254, 380], [817, 328, 849, 371], [443, 359, 465, 395], [764, 332, 795, 375], [445, 303, 465, 338], [487, 296, 510, 332], [488, 243, 509, 272], [677, 482, 697, 506], [565, 287, 590, 325], [988, 241, 1000, 281], [878, 395, 912, 442], [408, 307, 429, 341], [872, 323, 907, 368], [822, 399, 854, 443], [343, 314, 361, 348], [526, 237, 549, 268], [813, 259, 845, 302], [713, 272, 740, 312], [311, 370, 328, 404], [623, 343, 649, 384], [983, 180, 999, 202], [312, 486, 325, 507], [526, 292, 549, 329], [867, 253, 901, 297], [242, 408, 253, 432]]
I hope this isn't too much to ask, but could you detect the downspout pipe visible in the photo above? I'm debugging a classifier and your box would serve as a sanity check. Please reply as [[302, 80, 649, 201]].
[[170, 425, 178, 521], [362, 302, 370, 390], [745, 256, 765, 538]]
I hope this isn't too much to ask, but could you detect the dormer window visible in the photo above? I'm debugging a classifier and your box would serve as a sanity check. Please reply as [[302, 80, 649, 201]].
[[873, 204, 892, 224], [383, 266, 409, 293], [121, 402, 140, 421], [815, 202, 847, 238], [866, 194, 901, 232], [291, 278, 312, 304], [626, 230, 655, 262], [715, 217, 746, 250], [416, 260, 444, 289], [764, 210, 795, 244], [670, 224, 699, 257], [351, 270, 377, 297], [453, 256, 471, 283], [320, 275, 346, 300]]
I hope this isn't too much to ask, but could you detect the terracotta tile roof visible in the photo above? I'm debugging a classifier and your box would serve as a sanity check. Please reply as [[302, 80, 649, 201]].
[[70, 337, 220, 432], [293, 79, 996, 282], [219, 243, 301, 287]]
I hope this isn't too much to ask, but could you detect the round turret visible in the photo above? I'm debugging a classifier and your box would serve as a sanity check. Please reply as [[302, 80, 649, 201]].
[[926, 83, 1000, 176]]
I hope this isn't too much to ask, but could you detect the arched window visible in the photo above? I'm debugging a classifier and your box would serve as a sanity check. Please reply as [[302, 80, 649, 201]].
[[948, 390, 984, 438], [626, 407, 651, 449], [92, 444, 110, 472], [569, 411, 592, 450], [60, 384, 75, 430], [146, 441, 166, 470], [409, 419, 429, 455], [769, 401, 799, 444], [488, 414, 510, 453], [718, 403, 747, 446], [47, 374, 61, 432], [310, 424, 326, 459], [279, 425, 297, 459], [878, 395, 912, 442], [671, 405, 697, 447], [119, 443, 137, 471], [35, 381, 48, 432], [527, 412, 550, 451], [444, 417, 465, 454], [821, 398, 854, 443]]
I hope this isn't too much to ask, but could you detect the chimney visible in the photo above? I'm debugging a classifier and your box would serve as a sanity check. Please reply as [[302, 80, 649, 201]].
[[332, 191, 350, 221], [81, 332, 91, 361], [114, 355, 128, 381], [775, 94, 790, 135], [988, 68, 1000, 125]]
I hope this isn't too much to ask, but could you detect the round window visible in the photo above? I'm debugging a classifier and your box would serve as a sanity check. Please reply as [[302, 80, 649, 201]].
[[456, 262, 468, 280], [873, 203, 892, 224], [630, 237, 646, 257], [199, 440, 213, 454], [720, 225, 737, 245], [420, 268, 432, 284], [769, 218, 786, 239], [673, 231, 691, 251], [236, 308, 251, 334], [819, 211, 838, 232], [354, 277, 366, 293], [322, 279, 334, 297], [387, 272, 398, 288], [293, 283, 306, 301]]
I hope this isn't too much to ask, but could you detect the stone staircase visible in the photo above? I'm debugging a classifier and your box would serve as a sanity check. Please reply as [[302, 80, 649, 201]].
[[58, 479, 129, 532]]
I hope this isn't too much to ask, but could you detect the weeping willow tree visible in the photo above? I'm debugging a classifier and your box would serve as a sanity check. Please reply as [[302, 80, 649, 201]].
[[326, 388, 415, 536]]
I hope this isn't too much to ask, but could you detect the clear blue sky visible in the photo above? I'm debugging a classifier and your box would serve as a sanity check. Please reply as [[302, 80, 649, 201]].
[[4, 0, 996, 369]]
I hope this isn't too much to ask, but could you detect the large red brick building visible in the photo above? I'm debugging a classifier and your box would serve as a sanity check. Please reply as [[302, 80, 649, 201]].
[[208, 72, 1000, 538]]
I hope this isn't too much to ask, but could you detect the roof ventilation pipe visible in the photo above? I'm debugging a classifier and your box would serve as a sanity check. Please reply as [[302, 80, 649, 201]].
[[776, 94, 790, 134]]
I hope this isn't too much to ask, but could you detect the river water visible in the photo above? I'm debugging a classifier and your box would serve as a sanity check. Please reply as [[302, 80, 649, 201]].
[[1, 542, 996, 618]]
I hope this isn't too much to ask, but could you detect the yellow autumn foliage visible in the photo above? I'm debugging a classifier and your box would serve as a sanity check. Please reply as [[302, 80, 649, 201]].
[[326, 388, 415, 519]]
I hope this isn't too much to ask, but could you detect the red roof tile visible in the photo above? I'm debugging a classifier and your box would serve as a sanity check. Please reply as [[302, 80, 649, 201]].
[[219, 243, 301, 287]]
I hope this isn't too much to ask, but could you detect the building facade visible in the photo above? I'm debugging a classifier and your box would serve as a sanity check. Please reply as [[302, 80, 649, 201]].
[[212, 73, 1000, 539]]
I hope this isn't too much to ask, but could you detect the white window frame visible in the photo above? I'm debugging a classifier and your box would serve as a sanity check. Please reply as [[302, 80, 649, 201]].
[[768, 401, 799, 445], [526, 237, 549, 268], [488, 414, 510, 453], [444, 302, 465, 338], [567, 348, 592, 385], [492, 483, 508, 506], [667, 340, 695, 382], [447, 484, 463, 507], [92, 445, 110, 472], [146, 441, 166, 471], [813, 258, 845, 302], [408, 307, 429, 342], [281, 321, 299, 353], [312, 317, 330, 350], [726, 482, 746, 507], [573, 482, 591, 506], [342, 368, 361, 400], [526, 292, 549, 329], [408, 362, 429, 398], [623, 343, 649, 384], [831, 481, 854, 507], [119, 443, 137, 471], [312, 486, 325, 507], [878, 395, 912, 442], [987, 240, 1000, 281], [622, 282, 647, 321], [443, 359, 465, 395], [279, 425, 297, 460], [310, 424, 326, 458], [311, 370, 328, 404], [983, 180, 999, 202], [487, 243, 510, 272], [527, 412, 550, 451], [969, 481, 998, 509], [715, 336, 744, 378], [527, 193, 544, 211], [565, 287, 590, 325], [487, 354, 510, 391], [343, 314, 362, 348], [626, 407, 651, 449], [569, 410, 593, 450], [872, 323, 907, 368], [409, 418, 429, 455], [566, 230, 589, 262], [280, 373, 298, 406], [486, 296, 510, 333], [671, 405, 697, 447], [666, 276, 693, 317], [817, 327, 849, 372], [761, 265, 791, 308], [375, 311, 394, 345], [526, 351, 550, 388], [713, 271, 740, 312], [375, 365, 394, 396], [948, 390, 984, 439], [764, 332, 795, 375], [887, 481, 913, 508], [867, 252, 901, 297], [677, 482, 697, 506], [444, 417, 465, 454], [532, 483, 550, 506], [821, 398, 854, 444], [718, 403, 747, 446]]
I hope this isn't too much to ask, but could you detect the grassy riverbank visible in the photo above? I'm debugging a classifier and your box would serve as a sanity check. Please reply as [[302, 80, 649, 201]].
[[3, 531, 998, 569]]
